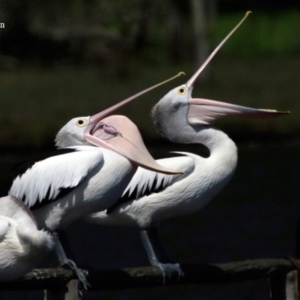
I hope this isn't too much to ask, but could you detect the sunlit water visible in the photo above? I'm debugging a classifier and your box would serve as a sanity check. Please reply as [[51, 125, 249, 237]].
[[0, 142, 299, 300]]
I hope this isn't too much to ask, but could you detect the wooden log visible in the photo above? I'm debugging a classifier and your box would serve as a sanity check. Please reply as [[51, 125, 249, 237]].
[[269, 271, 299, 300], [44, 279, 83, 300], [44, 287, 67, 300], [65, 280, 83, 300], [269, 275, 287, 300], [285, 271, 299, 300], [0, 258, 298, 291], [0, 268, 80, 290]]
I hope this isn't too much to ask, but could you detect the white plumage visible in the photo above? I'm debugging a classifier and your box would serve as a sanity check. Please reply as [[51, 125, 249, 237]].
[[1, 114, 178, 232], [28, 147, 135, 231], [85, 11, 288, 232], [0, 195, 53, 282], [0, 69, 184, 286], [83, 84, 287, 284], [0, 112, 180, 288], [122, 155, 190, 200], [0, 88, 182, 288], [84, 13, 288, 275], [9, 147, 104, 209], [86, 132, 238, 229]]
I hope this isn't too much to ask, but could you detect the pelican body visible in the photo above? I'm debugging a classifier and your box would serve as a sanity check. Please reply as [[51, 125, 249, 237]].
[[0, 73, 183, 233], [11, 146, 136, 231], [84, 12, 289, 278], [0, 196, 53, 281], [86, 96, 287, 229], [87, 138, 236, 229], [85, 11, 288, 230], [85, 67, 288, 282], [0, 114, 178, 232], [0, 111, 179, 289], [0, 75, 183, 288]]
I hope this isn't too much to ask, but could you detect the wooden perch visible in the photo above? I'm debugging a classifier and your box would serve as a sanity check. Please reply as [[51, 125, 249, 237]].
[[0, 258, 299, 291]]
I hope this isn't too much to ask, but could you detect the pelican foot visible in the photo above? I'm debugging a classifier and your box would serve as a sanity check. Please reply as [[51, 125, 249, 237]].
[[154, 262, 183, 284], [53, 232, 90, 290], [61, 259, 90, 290]]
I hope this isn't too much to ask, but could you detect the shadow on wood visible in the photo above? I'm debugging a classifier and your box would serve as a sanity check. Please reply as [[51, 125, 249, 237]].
[[0, 258, 298, 291]]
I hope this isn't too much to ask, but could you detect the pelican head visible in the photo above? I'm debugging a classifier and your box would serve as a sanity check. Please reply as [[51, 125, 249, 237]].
[[55, 114, 181, 175], [55, 116, 91, 147], [151, 12, 289, 143], [151, 81, 289, 144], [54, 72, 186, 174]]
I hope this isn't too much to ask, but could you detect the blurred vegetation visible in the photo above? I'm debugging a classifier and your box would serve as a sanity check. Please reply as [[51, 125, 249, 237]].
[[212, 11, 300, 57], [0, 56, 298, 149], [0, 2, 299, 150]]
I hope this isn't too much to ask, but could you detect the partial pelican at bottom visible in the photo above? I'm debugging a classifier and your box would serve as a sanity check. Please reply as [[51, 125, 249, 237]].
[[0, 195, 53, 281]]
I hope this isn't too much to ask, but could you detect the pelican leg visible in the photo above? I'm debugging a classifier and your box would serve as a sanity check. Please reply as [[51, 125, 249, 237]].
[[53, 232, 90, 290], [140, 227, 182, 283]]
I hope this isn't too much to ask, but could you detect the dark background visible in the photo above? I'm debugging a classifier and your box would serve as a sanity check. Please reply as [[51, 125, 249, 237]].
[[0, 1, 299, 299]]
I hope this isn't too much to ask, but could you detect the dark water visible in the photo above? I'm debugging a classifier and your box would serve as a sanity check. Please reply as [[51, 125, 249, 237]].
[[0, 142, 299, 300]]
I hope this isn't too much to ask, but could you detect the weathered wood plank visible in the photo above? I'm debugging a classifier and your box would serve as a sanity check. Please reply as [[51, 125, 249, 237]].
[[0, 269, 80, 290], [269, 275, 287, 300], [286, 271, 299, 300], [0, 258, 298, 291], [44, 279, 83, 300]]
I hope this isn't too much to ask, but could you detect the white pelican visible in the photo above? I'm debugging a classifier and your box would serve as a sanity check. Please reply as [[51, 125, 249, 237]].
[[85, 12, 289, 280], [0, 77, 182, 288], [0, 195, 53, 281]]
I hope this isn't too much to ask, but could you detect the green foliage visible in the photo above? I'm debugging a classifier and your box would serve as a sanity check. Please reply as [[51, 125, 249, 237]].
[[0, 9, 299, 148], [211, 11, 300, 57]]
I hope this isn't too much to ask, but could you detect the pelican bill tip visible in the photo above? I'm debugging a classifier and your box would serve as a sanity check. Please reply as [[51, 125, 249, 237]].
[[274, 110, 291, 115], [259, 109, 290, 115]]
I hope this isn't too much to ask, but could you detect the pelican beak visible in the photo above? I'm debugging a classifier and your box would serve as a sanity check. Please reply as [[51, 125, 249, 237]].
[[82, 73, 185, 174], [87, 71, 185, 126], [183, 10, 289, 125], [85, 115, 182, 174], [188, 98, 290, 125], [81, 71, 184, 141]]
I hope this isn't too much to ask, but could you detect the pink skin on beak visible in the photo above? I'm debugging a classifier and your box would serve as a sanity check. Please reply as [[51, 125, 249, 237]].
[[81, 72, 186, 174], [181, 11, 289, 124], [85, 115, 182, 174], [82, 73, 186, 174], [188, 98, 289, 126]]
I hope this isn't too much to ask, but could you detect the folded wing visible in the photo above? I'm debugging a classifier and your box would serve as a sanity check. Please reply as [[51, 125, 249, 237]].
[[107, 153, 195, 213], [6, 147, 104, 209]]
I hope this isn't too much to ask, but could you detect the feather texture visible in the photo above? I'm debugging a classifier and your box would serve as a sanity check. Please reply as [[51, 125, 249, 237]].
[[105, 153, 194, 214], [0, 196, 53, 281], [0, 148, 76, 198], [124, 153, 193, 198], [8, 147, 104, 209]]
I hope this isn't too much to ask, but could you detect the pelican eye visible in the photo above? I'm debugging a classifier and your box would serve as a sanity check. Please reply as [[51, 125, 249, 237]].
[[76, 119, 87, 127], [177, 87, 187, 95]]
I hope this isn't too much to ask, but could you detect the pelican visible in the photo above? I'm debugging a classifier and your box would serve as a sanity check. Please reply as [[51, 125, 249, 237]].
[[84, 12, 289, 280], [0, 76, 182, 288], [0, 195, 53, 281]]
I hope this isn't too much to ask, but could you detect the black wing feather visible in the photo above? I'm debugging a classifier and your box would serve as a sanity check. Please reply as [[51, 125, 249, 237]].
[[107, 175, 166, 214], [0, 148, 77, 204], [106, 152, 192, 214]]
